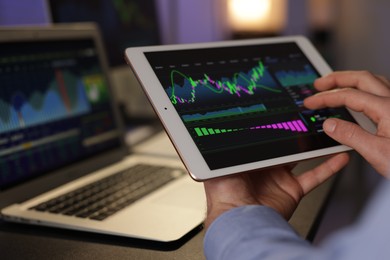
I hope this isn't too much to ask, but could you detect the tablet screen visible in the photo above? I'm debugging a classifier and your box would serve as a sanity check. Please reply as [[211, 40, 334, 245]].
[[144, 42, 355, 170]]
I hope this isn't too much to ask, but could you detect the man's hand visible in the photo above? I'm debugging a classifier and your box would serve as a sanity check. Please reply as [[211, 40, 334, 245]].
[[305, 71, 390, 176], [204, 71, 390, 229], [204, 153, 349, 229]]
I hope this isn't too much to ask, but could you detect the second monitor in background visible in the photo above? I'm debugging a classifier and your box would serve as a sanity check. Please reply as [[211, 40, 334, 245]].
[[49, 0, 161, 119]]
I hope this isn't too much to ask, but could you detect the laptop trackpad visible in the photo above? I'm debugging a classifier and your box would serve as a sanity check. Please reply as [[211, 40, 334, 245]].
[[152, 181, 205, 210]]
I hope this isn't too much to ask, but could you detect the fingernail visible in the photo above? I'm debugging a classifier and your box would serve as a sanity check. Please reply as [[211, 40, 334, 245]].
[[323, 119, 336, 133]]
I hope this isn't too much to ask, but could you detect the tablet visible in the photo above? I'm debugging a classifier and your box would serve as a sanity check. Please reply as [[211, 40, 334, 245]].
[[125, 36, 376, 181]]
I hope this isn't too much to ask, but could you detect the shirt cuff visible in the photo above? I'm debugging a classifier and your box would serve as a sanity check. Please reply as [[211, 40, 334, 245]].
[[204, 205, 309, 260]]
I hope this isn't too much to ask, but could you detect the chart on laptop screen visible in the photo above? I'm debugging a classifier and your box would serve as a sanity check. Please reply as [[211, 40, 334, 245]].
[[0, 39, 120, 189], [145, 42, 356, 169]]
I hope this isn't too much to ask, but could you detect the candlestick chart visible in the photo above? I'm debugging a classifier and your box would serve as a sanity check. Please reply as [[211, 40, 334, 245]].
[[162, 59, 317, 152], [163, 58, 323, 131], [166, 60, 292, 128], [166, 61, 282, 107]]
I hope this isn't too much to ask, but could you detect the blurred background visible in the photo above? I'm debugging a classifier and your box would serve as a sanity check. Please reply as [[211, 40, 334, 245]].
[[1, 0, 390, 120], [0, 0, 387, 242]]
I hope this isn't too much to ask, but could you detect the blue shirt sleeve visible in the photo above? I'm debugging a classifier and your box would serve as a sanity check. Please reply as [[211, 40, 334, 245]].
[[204, 180, 390, 260]]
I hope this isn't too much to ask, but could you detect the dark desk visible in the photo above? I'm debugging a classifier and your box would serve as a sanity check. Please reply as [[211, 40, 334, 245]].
[[0, 173, 333, 260], [0, 129, 334, 259]]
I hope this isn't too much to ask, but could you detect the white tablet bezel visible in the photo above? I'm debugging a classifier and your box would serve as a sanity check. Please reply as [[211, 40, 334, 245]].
[[125, 36, 376, 181]]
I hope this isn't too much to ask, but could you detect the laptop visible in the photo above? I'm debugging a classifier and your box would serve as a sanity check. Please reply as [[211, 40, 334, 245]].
[[0, 23, 206, 242]]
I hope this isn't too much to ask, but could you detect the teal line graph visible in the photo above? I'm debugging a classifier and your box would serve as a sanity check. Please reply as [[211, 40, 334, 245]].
[[181, 103, 267, 122], [275, 64, 318, 87]]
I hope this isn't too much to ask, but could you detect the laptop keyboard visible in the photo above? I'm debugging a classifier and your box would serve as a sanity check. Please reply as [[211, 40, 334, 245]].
[[29, 164, 185, 221]]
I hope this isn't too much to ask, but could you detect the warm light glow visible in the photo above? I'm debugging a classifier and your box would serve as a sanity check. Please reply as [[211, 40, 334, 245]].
[[229, 0, 271, 23], [227, 0, 287, 33]]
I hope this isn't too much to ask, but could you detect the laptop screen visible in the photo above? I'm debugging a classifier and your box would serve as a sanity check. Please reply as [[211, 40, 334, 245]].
[[0, 38, 122, 190]]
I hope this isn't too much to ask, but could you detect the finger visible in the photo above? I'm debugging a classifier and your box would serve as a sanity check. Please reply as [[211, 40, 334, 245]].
[[375, 74, 390, 87], [323, 118, 390, 176], [296, 153, 350, 194], [304, 88, 387, 124], [314, 71, 390, 97]]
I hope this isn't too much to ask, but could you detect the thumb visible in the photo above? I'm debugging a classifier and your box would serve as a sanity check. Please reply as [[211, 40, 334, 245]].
[[323, 118, 370, 150], [323, 118, 387, 174]]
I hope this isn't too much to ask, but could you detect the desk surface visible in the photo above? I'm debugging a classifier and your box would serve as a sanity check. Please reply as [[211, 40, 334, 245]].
[[0, 177, 332, 260], [0, 131, 334, 259]]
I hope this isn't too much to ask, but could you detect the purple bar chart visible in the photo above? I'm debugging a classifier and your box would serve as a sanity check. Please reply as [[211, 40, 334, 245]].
[[194, 119, 308, 137]]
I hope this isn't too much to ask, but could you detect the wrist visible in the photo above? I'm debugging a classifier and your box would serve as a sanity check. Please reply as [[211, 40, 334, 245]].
[[204, 202, 234, 230], [203, 177, 263, 229]]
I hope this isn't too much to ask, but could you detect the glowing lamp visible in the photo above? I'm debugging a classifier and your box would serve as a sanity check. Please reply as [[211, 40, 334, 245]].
[[227, 0, 287, 37]]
